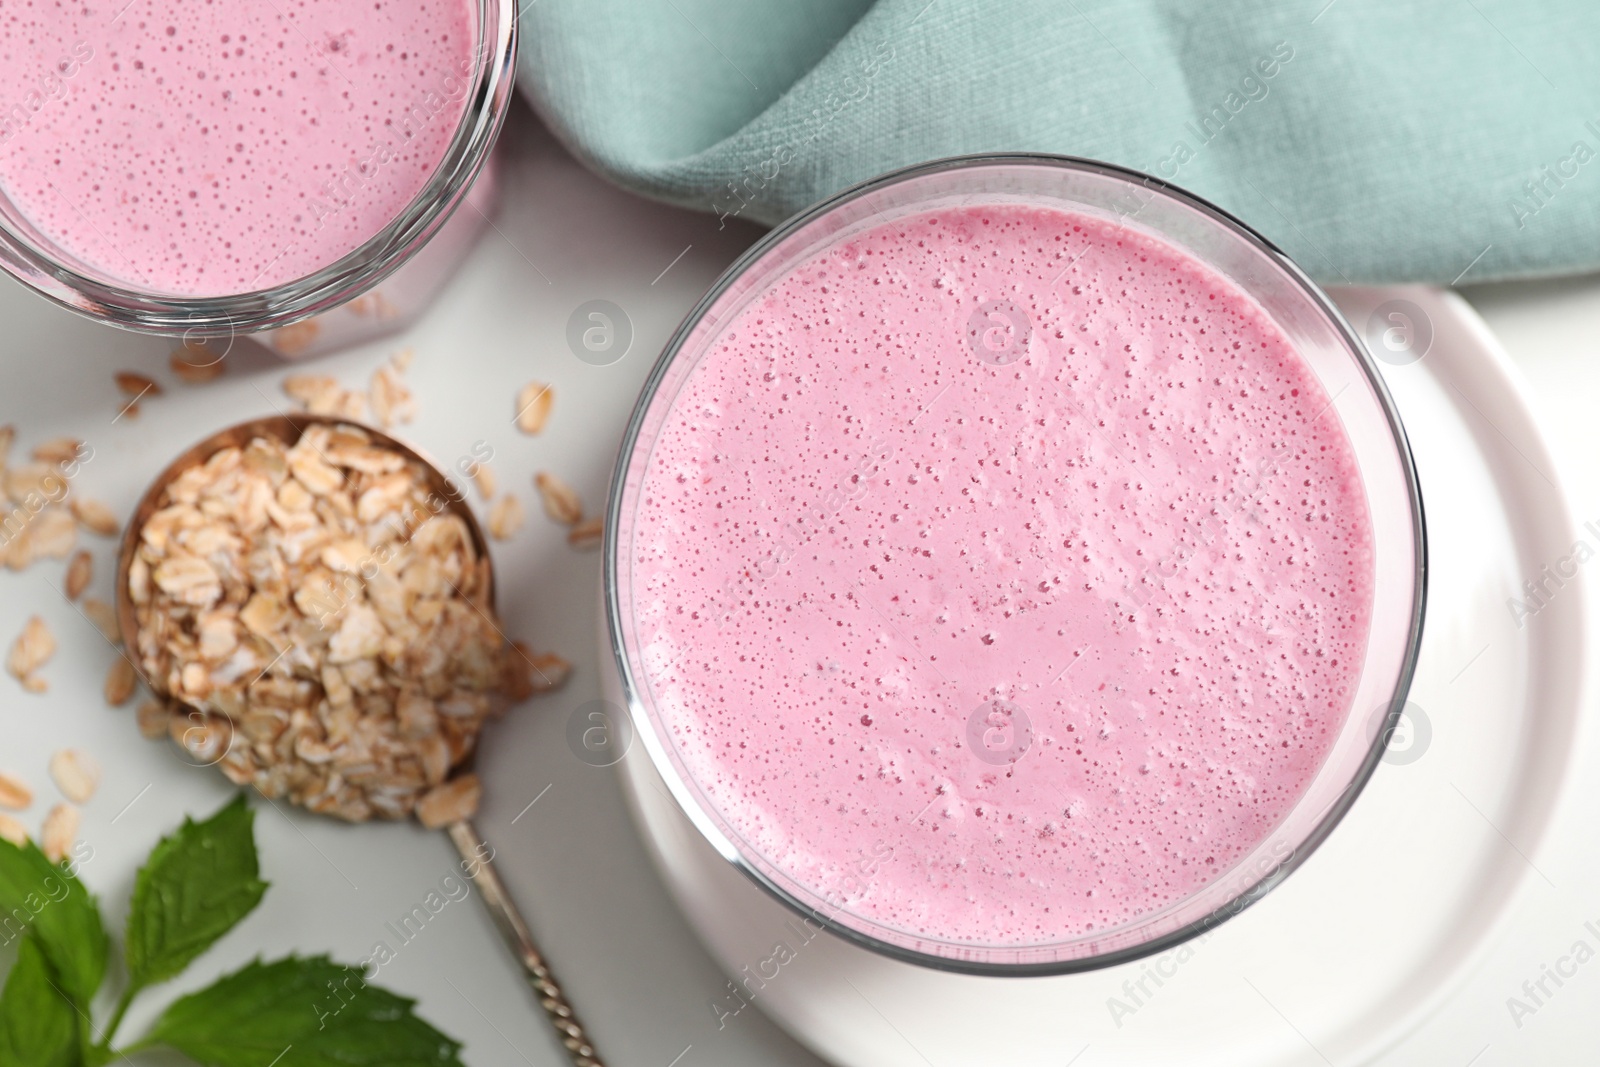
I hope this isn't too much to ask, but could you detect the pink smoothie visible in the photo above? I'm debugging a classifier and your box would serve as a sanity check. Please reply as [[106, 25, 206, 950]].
[[629, 204, 1375, 947], [0, 0, 475, 295]]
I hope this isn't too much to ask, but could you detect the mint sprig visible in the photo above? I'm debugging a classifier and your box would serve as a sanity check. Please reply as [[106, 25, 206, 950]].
[[0, 836, 106, 1009], [0, 937, 79, 1067], [140, 957, 463, 1067], [125, 795, 269, 991], [0, 797, 466, 1067]]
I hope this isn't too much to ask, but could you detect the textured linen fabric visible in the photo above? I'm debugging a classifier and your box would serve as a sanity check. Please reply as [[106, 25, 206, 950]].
[[517, 0, 1600, 285]]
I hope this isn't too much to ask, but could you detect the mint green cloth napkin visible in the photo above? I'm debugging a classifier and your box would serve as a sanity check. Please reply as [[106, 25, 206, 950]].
[[517, 0, 1600, 285]]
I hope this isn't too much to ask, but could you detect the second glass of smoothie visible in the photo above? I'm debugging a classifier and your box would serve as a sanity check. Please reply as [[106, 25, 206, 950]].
[[607, 155, 1425, 974], [0, 0, 516, 340]]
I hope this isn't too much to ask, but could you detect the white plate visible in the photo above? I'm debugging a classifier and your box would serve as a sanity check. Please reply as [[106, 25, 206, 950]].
[[608, 286, 1593, 1067]]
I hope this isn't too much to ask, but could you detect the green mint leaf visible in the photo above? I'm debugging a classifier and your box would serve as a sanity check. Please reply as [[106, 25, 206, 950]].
[[0, 936, 82, 1067], [0, 837, 106, 1007], [142, 955, 465, 1067], [125, 794, 268, 992]]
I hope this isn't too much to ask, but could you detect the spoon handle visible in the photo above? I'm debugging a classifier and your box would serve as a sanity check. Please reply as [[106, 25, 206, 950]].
[[447, 820, 607, 1067]]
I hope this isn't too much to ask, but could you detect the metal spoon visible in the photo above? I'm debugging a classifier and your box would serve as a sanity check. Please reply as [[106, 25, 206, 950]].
[[115, 412, 606, 1067]]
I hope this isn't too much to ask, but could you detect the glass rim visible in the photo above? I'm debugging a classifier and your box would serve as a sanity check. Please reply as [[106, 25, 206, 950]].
[[0, 0, 517, 338], [603, 151, 1429, 977]]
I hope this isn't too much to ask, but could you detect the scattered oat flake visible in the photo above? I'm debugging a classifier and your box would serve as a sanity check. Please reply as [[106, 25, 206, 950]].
[[535, 472, 583, 526], [0, 772, 32, 810], [283, 376, 362, 420], [271, 319, 321, 357], [30, 508, 78, 560], [472, 463, 496, 500], [171, 344, 226, 383], [4, 535, 32, 573], [568, 516, 603, 552], [369, 365, 416, 428], [500, 641, 537, 701], [391, 347, 415, 372], [0, 425, 13, 468], [488, 494, 524, 541], [6, 462, 57, 501], [65, 550, 93, 600], [115, 371, 162, 399], [83, 598, 120, 643], [343, 291, 401, 321], [282, 374, 337, 403], [105, 656, 138, 706], [32, 437, 81, 465], [49, 750, 100, 804], [71, 497, 120, 537], [0, 814, 26, 847], [41, 804, 78, 863], [136, 699, 170, 740], [331, 397, 371, 431], [416, 774, 482, 829], [502, 644, 571, 701], [8, 616, 55, 689], [515, 382, 553, 435], [527, 650, 572, 693]]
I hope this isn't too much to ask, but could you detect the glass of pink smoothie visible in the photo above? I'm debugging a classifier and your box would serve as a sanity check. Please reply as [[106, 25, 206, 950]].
[[0, 0, 515, 339], [606, 155, 1426, 973]]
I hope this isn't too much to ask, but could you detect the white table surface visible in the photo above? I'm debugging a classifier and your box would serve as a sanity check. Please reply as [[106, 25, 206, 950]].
[[1, 103, 1596, 1066]]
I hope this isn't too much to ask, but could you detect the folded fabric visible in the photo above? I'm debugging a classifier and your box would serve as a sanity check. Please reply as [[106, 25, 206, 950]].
[[517, 0, 1600, 286]]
